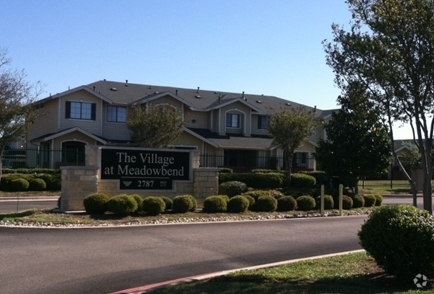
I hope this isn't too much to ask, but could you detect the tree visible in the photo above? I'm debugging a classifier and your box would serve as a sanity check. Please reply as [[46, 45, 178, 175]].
[[127, 103, 185, 148], [267, 106, 318, 187], [323, 0, 434, 213], [314, 83, 392, 195], [0, 48, 41, 178]]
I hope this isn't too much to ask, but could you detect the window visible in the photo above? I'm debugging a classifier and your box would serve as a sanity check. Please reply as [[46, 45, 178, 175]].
[[107, 106, 127, 122], [258, 115, 269, 129], [65, 101, 96, 120], [226, 113, 240, 128]]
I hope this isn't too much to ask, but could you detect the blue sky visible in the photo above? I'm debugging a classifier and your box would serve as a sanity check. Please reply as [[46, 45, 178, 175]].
[[1, 0, 412, 139]]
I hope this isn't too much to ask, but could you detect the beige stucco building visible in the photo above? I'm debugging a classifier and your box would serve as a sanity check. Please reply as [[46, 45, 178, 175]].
[[26, 80, 336, 171]]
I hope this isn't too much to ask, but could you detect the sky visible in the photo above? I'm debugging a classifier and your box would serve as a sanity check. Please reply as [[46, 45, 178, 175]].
[[1, 0, 413, 139]]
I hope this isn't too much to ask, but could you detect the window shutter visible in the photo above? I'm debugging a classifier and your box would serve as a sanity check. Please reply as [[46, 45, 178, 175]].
[[65, 101, 71, 118], [91, 103, 96, 120]]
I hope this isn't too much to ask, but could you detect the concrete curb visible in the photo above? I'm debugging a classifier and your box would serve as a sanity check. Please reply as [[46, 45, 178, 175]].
[[109, 249, 366, 294]]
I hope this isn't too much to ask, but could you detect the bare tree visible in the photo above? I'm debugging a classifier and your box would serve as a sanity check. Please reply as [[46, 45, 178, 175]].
[[0, 48, 43, 178]]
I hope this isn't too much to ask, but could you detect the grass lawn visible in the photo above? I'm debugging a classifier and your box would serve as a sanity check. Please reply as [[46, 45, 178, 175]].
[[150, 252, 434, 294], [359, 180, 414, 194]]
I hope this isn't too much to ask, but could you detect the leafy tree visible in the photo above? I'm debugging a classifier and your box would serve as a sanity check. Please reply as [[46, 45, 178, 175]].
[[127, 103, 185, 148], [0, 48, 42, 178], [314, 83, 392, 195], [323, 0, 434, 212], [267, 106, 318, 187]]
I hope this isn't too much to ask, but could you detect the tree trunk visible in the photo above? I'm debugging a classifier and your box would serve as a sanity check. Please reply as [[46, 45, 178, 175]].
[[285, 151, 293, 187]]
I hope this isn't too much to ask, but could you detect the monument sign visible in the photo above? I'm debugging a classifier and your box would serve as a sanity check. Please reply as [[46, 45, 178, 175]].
[[100, 147, 191, 190]]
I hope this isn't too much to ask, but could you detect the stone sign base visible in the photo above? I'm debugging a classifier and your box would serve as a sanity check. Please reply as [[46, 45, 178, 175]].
[[60, 146, 219, 211]]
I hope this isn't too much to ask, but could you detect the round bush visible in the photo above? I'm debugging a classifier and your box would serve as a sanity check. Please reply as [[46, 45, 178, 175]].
[[173, 195, 195, 213], [218, 181, 248, 197], [290, 173, 316, 188], [268, 190, 284, 199], [255, 196, 277, 212], [161, 196, 173, 211], [342, 195, 353, 209], [277, 196, 297, 211], [107, 195, 138, 216], [358, 205, 434, 281], [203, 196, 227, 213], [352, 195, 365, 208], [315, 195, 334, 210], [29, 178, 47, 191], [241, 194, 255, 209], [242, 190, 270, 201], [227, 196, 250, 213], [38, 174, 61, 190], [142, 197, 166, 216], [363, 194, 376, 207], [296, 195, 316, 211], [130, 194, 143, 212], [83, 193, 110, 214], [11, 178, 29, 191], [373, 194, 383, 206]]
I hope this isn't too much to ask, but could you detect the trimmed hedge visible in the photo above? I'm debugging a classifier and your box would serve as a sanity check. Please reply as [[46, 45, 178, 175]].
[[142, 197, 166, 215], [358, 205, 434, 281], [290, 173, 316, 188], [219, 172, 285, 189], [83, 193, 110, 214], [363, 194, 377, 207], [352, 195, 365, 208], [173, 195, 197, 213], [297, 195, 316, 211], [254, 196, 277, 212], [130, 194, 143, 212], [160, 196, 173, 211], [11, 178, 29, 191], [277, 196, 297, 211], [107, 195, 138, 216], [299, 171, 326, 187], [315, 195, 334, 210], [218, 181, 248, 197], [29, 178, 47, 191], [227, 196, 249, 213], [203, 196, 227, 213]]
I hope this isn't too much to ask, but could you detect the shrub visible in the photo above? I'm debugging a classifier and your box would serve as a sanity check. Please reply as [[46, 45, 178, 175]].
[[219, 168, 233, 173], [282, 187, 319, 198], [290, 173, 316, 188], [37, 174, 61, 190], [142, 197, 166, 216], [227, 196, 249, 213], [242, 190, 270, 201], [107, 195, 138, 216], [268, 190, 284, 199], [161, 196, 173, 211], [11, 178, 29, 191], [352, 195, 365, 208], [203, 196, 227, 213], [173, 195, 196, 213], [373, 194, 383, 206], [358, 205, 434, 281], [219, 172, 285, 189], [242, 194, 255, 209], [218, 181, 248, 197], [83, 193, 110, 214], [277, 196, 297, 211], [297, 195, 316, 211], [363, 194, 377, 207], [299, 171, 326, 187], [29, 178, 47, 191], [130, 194, 143, 212], [315, 195, 334, 210], [255, 196, 277, 212], [342, 195, 353, 209]]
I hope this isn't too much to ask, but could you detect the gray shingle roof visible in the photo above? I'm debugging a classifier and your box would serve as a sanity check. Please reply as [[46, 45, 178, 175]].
[[68, 80, 332, 116]]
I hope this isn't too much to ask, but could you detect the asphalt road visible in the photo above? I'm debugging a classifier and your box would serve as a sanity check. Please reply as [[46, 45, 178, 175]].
[[0, 216, 366, 294]]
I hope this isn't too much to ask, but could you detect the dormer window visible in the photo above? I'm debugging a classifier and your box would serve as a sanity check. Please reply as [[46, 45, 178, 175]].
[[226, 113, 240, 128]]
